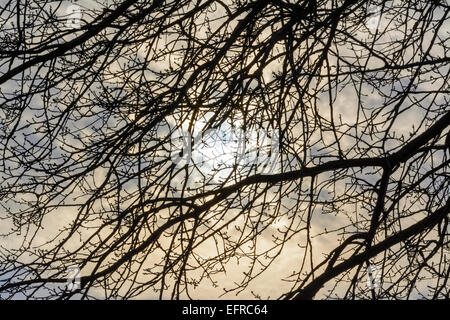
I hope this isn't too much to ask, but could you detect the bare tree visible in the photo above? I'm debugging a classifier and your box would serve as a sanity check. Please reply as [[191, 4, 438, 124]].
[[0, 0, 449, 300]]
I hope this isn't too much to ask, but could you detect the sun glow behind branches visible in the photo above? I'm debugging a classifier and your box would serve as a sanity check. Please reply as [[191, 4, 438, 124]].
[[167, 111, 281, 184]]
